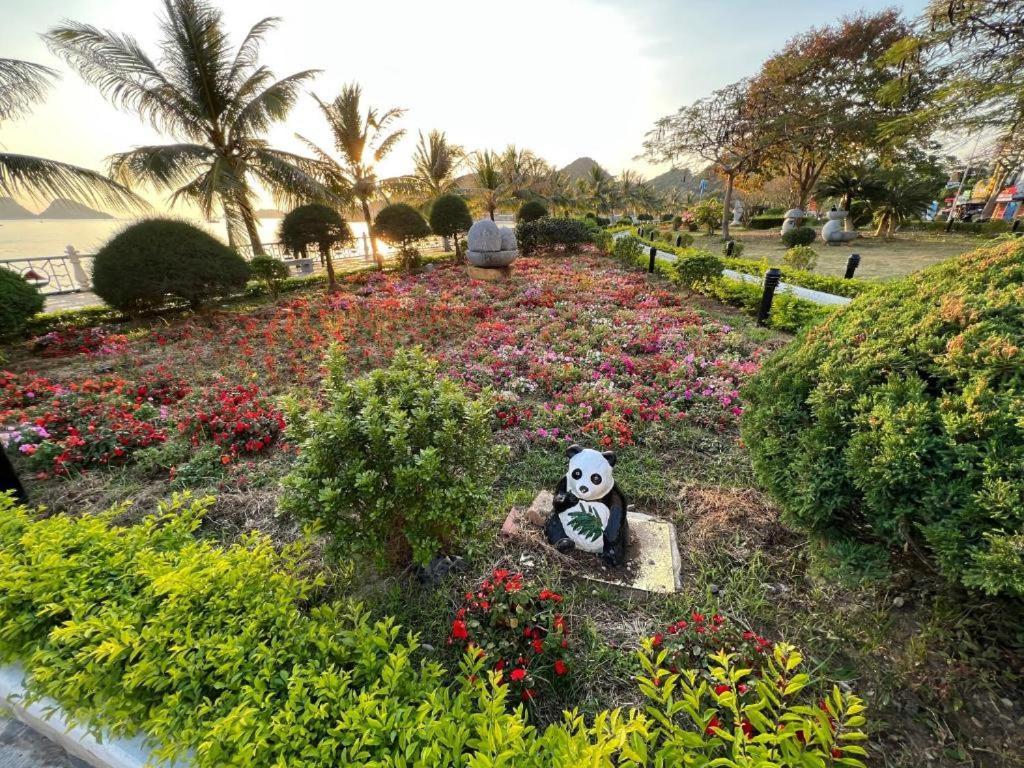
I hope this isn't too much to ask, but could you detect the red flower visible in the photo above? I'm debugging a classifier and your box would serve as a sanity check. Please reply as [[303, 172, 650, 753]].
[[510, 668, 526, 682], [651, 632, 664, 648], [532, 639, 544, 654], [714, 684, 730, 695], [538, 589, 563, 602], [554, 659, 568, 676], [521, 689, 534, 701], [451, 619, 468, 641], [705, 716, 721, 735], [741, 719, 754, 738]]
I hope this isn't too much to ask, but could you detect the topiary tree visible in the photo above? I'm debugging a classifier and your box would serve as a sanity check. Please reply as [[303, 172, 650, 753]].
[[249, 256, 291, 298], [92, 219, 250, 313], [741, 237, 1024, 597], [278, 204, 352, 292], [781, 226, 816, 247], [517, 200, 548, 223], [280, 347, 504, 569], [428, 194, 472, 259], [375, 203, 431, 271], [671, 250, 724, 292], [0, 269, 45, 338]]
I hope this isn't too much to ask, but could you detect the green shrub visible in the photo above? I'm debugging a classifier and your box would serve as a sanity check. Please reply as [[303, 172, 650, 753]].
[[0, 490, 869, 767], [91, 219, 251, 312], [691, 199, 725, 234], [637, 213, 653, 221], [783, 245, 818, 271], [671, 250, 724, 290], [781, 226, 817, 247], [0, 268, 44, 338], [747, 215, 785, 230], [516, 200, 548, 223], [611, 234, 645, 266], [280, 347, 503, 568], [428, 194, 473, 258], [705, 277, 833, 333], [278, 204, 352, 256], [723, 240, 745, 258], [672, 215, 683, 231], [742, 237, 1024, 597], [516, 217, 593, 255], [375, 203, 431, 271], [674, 232, 695, 248], [723, 257, 872, 299], [248, 255, 290, 297]]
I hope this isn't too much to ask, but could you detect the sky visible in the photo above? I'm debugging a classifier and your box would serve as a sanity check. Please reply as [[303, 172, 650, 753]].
[[1, 0, 930, 212]]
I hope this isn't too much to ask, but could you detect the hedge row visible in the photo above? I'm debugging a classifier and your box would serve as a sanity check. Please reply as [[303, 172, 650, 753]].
[[609, 236, 833, 334], [0, 492, 867, 766], [900, 219, 1013, 236], [631, 234, 870, 301]]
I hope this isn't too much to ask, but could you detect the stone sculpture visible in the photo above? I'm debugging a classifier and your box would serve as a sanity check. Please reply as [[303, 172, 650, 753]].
[[821, 209, 859, 244], [466, 219, 518, 268]]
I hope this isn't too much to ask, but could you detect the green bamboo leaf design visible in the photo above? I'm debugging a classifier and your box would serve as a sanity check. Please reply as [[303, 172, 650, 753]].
[[567, 503, 603, 541]]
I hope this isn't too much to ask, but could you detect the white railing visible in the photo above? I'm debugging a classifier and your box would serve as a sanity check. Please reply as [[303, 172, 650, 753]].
[[0, 247, 93, 295]]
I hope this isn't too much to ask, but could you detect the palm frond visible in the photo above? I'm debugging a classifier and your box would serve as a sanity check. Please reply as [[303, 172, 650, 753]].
[[229, 69, 320, 139], [0, 152, 147, 211], [46, 21, 203, 139], [250, 148, 344, 208], [0, 58, 58, 122], [372, 129, 405, 163], [108, 143, 213, 189], [228, 16, 280, 86]]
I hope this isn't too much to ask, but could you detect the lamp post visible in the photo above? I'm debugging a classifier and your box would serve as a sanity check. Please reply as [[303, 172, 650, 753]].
[[757, 268, 782, 326], [844, 253, 861, 279]]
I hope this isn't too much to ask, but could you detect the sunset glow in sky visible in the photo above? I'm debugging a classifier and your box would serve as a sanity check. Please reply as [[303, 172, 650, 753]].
[[2, 0, 927, 212]]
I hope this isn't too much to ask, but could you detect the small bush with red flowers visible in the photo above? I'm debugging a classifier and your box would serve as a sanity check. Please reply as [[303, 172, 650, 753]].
[[449, 569, 572, 706], [29, 326, 129, 358], [650, 612, 775, 679], [178, 383, 285, 460]]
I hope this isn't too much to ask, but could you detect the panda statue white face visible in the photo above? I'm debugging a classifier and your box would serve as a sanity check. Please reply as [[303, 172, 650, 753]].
[[566, 448, 615, 501]]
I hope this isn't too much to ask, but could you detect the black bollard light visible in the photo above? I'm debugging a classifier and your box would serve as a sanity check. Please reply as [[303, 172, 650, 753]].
[[0, 447, 28, 504], [757, 268, 782, 326], [844, 253, 861, 279], [648, 246, 657, 274], [637, 226, 643, 237], [725, 239, 735, 256], [675, 234, 683, 247], [1013, 219, 1021, 234]]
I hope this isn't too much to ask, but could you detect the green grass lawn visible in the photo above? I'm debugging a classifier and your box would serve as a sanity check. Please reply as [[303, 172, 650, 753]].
[[685, 227, 988, 281]]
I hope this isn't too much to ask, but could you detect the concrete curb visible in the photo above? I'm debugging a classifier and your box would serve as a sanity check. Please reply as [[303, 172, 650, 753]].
[[0, 664, 188, 768]]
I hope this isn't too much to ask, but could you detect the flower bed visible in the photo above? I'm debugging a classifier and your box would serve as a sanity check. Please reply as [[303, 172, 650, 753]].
[[2, 255, 769, 486]]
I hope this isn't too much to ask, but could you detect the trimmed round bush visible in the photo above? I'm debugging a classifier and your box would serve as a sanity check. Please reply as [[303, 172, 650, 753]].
[[92, 219, 250, 312], [517, 200, 548, 223], [279, 204, 352, 256], [742, 237, 1024, 597], [249, 255, 291, 297], [428, 194, 472, 257], [670, 250, 724, 290], [375, 203, 430, 271], [781, 226, 816, 247], [747, 215, 785, 230], [0, 268, 44, 338], [783, 245, 818, 271], [516, 217, 594, 255]]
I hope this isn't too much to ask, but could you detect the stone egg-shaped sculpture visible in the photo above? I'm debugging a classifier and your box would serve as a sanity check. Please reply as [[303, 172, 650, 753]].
[[781, 208, 804, 235], [467, 219, 502, 252], [466, 219, 519, 268], [821, 209, 859, 244]]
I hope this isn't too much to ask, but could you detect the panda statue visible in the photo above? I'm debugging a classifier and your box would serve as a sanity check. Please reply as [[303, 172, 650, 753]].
[[544, 444, 628, 567]]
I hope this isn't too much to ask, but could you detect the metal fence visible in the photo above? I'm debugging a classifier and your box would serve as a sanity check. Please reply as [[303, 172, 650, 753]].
[[1, 236, 455, 296]]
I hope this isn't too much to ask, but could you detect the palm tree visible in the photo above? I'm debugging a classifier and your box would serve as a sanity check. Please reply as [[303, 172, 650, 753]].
[[0, 58, 143, 211], [411, 130, 463, 201], [817, 167, 885, 231], [499, 145, 548, 203], [469, 150, 504, 221], [47, 0, 327, 253], [582, 165, 615, 215], [869, 176, 935, 238], [296, 84, 406, 268], [542, 170, 576, 217]]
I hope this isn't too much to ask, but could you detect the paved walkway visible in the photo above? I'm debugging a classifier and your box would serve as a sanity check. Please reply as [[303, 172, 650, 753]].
[[0, 716, 86, 768], [43, 292, 103, 313], [612, 231, 852, 306]]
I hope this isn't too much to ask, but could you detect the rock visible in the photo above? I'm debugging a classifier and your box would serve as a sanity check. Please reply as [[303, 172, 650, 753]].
[[467, 249, 517, 268], [499, 227, 517, 251], [709, 583, 721, 595], [421, 643, 435, 652], [467, 219, 502, 252], [415, 555, 463, 585], [892, 595, 905, 608], [1001, 697, 1014, 709]]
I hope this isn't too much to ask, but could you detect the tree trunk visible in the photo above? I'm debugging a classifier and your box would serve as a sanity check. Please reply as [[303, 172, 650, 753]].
[[489, 205, 495, 221], [454, 233, 462, 260], [721, 172, 734, 240], [360, 198, 381, 269], [874, 213, 889, 238], [843, 192, 853, 231], [324, 251, 338, 292], [980, 162, 1006, 220]]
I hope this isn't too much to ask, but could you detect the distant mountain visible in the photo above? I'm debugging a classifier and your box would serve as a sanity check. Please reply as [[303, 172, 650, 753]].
[[37, 198, 113, 220], [0, 197, 37, 219], [255, 208, 285, 219], [648, 165, 724, 196], [559, 157, 610, 181]]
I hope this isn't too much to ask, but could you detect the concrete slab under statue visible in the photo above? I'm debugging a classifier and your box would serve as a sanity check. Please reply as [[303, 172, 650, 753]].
[[501, 490, 682, 594]]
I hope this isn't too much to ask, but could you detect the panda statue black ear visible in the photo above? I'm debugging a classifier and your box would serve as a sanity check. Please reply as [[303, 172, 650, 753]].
[[566, 444, 583, 458], [602, 451, 617, 466]]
